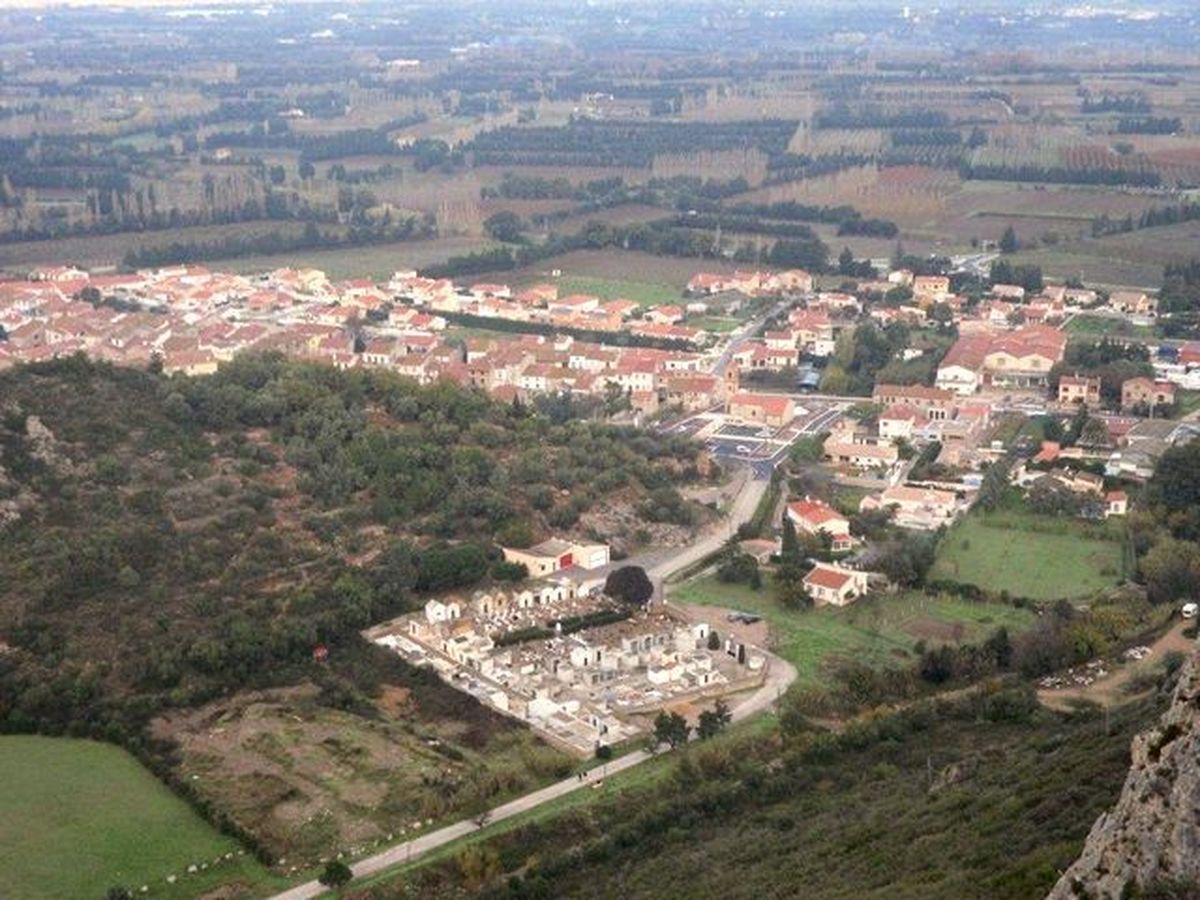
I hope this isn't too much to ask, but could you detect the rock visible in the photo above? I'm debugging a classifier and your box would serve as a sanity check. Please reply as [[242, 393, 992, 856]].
[[1047, 642, 1200, 899]]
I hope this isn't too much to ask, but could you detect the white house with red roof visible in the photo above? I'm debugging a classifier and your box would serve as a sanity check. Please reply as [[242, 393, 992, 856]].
[[803, 563, 869, 607], [786, 498, 852, 552]]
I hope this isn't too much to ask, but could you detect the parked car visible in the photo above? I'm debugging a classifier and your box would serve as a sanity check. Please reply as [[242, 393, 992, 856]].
[[1182, 602, 1198, 619]]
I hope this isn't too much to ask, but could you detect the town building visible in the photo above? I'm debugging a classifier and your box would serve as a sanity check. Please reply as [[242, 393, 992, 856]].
[[803, 563, 870, 607]]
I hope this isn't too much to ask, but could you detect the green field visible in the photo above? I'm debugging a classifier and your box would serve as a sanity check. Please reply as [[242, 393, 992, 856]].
[[673, 576, 1036, 687], [930, 514, 1125, 601], [0, 736, 278, 900], [532, 273, 683, 306], [690, 315, 742, 333], [1064, 314, 1157, 340]]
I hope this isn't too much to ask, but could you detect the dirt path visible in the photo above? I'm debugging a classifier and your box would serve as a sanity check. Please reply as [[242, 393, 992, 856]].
[[1038, 620, 1195, 711]]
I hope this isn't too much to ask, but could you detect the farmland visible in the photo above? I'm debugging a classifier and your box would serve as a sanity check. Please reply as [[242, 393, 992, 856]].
[[0, 735, 279, 900], [673, 575, 1036, 687], [215, 236, 496, 281], [929, 513, 1126, 601]]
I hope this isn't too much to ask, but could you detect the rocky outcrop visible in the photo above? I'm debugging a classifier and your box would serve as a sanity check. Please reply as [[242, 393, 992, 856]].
[[1048, 645, 1200, 899]]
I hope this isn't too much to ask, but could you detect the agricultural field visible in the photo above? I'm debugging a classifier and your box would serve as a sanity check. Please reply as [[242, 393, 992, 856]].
[[0, 735, 279, 900], [0, 220, 317, 274], [673, 575, 1036, 687], [217, 236, 497, 281], [930, 513, 1126, 601]]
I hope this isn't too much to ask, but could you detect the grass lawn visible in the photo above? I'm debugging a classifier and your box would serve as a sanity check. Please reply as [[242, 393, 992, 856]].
[[930, 513, 1125, 601], [1064, 315, 1157, 340], [0, 735, 280, 900], [690, 315, 742, 333], [673, 576, 1036, 687], [530, 273, 683, 307]]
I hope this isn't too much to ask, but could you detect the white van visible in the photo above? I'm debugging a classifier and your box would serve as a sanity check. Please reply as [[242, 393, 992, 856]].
[[1181, 603, 1198, 619]]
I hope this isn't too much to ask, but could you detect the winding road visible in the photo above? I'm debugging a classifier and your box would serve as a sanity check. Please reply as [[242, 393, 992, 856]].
[[269, 467, 795, 900]]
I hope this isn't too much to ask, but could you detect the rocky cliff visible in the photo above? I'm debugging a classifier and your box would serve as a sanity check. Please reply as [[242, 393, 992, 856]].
[[1048, 645, 1200, 899]]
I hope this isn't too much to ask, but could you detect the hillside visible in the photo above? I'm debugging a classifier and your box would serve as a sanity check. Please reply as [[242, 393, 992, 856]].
[[376, 684, 1174, 900], [0, 354, 709, 866], [1050, 644, 1200, 899]]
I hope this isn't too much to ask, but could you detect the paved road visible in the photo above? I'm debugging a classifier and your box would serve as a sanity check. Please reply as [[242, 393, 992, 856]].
[[269, 469, 790, 900]]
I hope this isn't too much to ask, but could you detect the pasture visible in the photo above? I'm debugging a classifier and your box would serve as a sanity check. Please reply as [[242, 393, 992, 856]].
[[930, 513, 1126, 601], [0, 735, 276, 900], [673, 575, 1035, 687]]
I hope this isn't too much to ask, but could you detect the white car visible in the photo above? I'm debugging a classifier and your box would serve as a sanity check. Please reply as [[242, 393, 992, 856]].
[[1182, 603, 1198, 619]]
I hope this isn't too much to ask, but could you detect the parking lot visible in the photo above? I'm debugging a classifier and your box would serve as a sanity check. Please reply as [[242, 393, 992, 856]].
[[665, 396, 850, 479]]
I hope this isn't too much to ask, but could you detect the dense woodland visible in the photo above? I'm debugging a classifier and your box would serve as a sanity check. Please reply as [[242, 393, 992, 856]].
[[0, 355, 706, 749]]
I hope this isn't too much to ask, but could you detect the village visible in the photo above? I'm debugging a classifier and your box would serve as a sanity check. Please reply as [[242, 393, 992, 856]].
[[4, 254, 1200, 755]]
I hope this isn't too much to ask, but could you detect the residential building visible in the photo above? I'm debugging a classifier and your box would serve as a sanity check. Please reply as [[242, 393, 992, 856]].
[[803, 563, 870, 607], [861, 485, 958, 529], [786, 498, 852, 552], [1121, 377, 1177, 412], [1059, 374, 1101, 406]]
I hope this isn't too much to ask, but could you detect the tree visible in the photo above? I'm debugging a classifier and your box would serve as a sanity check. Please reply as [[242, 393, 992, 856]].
[[319, 860, 353, 889], [976, 459, 1011, 512], [1145, 441, 1200, 540], [299, 160, 316, 181], [838, 246, 856, 275], [106, 888, 132, 900], [776, 576, 813, 610], [653, 710, 691, 749], [268, 165, 286, 186], [780, 515, 801, 567], [1140, 537, 1200, 605], [696, 699, 732, 739], [707, 629, 720, 650], [605, 565, 654, 606], [999, 225, 1019, 254], [483, 210, 525, 244]]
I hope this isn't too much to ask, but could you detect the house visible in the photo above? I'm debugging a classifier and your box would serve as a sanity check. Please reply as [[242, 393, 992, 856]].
[[937, 326, 1067, 395], [727, 392, 795, 428], [1180, 342, 1200, 368], [786, 498, 852, 552], [878, 404, 921, 442], [1105, 491, 1128, 518], [823, 429, 900, 470], [644, 305, 684, 325], [501, 539, 611, 577], [873, 383, 955, 420], [1059, 374, 1101, 406], [1109, 290, 1157, 316], [913, 275, 951, 303], [936, 335, 991, 394], [776, 269, 815, 294], [981, 326, 1067, 392], [991, 283, 1026, 301], [1121, 377, 1176, 412], [861, 485, 958, 529], [803, 563, 870, 607]]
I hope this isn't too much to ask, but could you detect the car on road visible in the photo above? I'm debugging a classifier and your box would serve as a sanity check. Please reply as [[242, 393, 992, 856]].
[[735, 444, 752, 454]]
